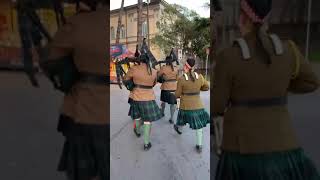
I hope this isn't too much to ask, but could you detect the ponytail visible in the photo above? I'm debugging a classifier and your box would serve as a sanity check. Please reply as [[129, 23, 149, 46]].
[[189, 70, 196, 82], [256, 24, 274, 65]]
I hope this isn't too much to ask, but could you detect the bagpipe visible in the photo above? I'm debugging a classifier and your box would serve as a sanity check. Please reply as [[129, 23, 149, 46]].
[[16, 0, 70, 87], [152, 48, 179, 69], [115, 38, 157, 90], [114, 45, 140, 90]]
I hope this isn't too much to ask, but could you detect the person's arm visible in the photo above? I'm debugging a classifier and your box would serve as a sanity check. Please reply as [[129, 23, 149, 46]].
[[123, 68, 134, 81], [288, 41, 320, 93], [212, 51, 232, 117], [175, 77, 183, 98], [46, 20, 74, 62], [157, 68, 165, 83], [200, 74, 209, 91]]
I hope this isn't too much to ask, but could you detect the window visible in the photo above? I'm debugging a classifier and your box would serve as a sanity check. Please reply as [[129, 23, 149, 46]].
[[128, 13, 134, 22], [153, 8, 159, 19], [110, 26, 115, 40], [120, 25, 126, 39], [142, 21, 148, 37]]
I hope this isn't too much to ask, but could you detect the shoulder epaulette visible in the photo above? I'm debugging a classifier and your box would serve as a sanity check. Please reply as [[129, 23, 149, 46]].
[[269, 34, 284, 55], [234, 38, 251, 60], [183, 73, 189, 81], [194, 72, 199, 79]]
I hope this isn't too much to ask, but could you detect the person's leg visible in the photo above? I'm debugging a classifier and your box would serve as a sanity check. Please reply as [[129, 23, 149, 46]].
[[196, 128, 203, 153], [160, 102, 166, 117], [169, 104, 176, 124], [133, 118, 141, 137], [174, 124, 183, 135], [143, 121, 152, 150]]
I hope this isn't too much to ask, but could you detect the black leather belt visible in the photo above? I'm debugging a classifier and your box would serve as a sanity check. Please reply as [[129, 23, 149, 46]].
[[78, 73, 109, 84], [182, 92, 200, 96], [165, 79, 177, 82], [134, 84, 153, 89], [230, 96, 287, 107]]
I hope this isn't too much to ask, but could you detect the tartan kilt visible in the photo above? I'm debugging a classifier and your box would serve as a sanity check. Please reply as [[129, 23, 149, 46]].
[[130, 100, 162, 122], [176, 109, 210, 130], [215, 148, 320, 180], [57, 115, 109, 180], [160, 90, 177, 104]]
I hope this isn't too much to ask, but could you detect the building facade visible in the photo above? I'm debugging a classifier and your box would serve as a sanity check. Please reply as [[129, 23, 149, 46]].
[[214, 0, 320, 56], [110, 0, 169, 60]]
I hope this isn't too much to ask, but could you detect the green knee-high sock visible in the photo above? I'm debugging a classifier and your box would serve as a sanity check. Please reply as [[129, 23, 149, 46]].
[[144, 122, 151, 145], [135, 119, 141, 133], [196, 129, 203, 146], [170, 104, 176, 120]]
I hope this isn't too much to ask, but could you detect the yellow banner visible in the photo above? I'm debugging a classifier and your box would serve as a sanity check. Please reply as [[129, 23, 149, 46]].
[[0, 3, 77, 47]]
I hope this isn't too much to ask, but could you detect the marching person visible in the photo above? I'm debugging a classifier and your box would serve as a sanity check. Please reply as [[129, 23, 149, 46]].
[[127, 63, 142, 134], [174, 58, 210, 153], [43, 1, 109, 180], [158, 56, 179, 124], [123, 52, 162, 151], [213, 0, 320, 179]]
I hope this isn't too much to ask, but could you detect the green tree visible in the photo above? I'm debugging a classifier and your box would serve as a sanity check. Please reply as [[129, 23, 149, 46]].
[[152, 4, 210, 60]]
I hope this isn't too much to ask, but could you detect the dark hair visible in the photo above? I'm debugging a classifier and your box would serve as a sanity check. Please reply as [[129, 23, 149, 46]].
[[77, 0, 107, 11], [166, 56, 174, 71], [186, 58, 196, 82], [256, 23, 274, 65], [243, 0, 273, 65]]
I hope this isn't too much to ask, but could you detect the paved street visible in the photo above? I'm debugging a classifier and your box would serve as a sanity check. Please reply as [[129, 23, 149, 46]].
[[0, 72, 65, 180], [110, 84, 211, 180], [0, 63, 319, 180]]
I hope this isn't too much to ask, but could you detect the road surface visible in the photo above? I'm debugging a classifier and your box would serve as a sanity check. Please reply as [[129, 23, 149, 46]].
[[110, 84, 211, 180], [0, 65, 319, 180]]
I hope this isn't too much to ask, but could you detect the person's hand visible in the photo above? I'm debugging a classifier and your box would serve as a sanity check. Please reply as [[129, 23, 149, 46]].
[[176, 99, 180, 109]]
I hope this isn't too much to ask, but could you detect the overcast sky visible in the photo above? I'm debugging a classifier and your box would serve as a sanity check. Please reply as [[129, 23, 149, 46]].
[[110, 0, 210, 18]]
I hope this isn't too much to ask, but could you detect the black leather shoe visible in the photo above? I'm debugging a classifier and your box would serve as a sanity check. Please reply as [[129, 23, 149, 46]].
[[174, 125, 182, 135], [196, 145, 202, 153], [144, 143, 152, 151], [133, 128, 141, 137], [169, 119, 173, 124]]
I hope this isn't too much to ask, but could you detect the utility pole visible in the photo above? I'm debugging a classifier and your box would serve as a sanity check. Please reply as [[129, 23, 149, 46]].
[[116, 0, 125, 44], [146, 0, 150, 46], [137, 0, 143, 48]]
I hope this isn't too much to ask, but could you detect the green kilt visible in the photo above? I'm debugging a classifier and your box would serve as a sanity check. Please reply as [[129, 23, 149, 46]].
[[215, 148, 320, 180], [160, 90, 177, 104], [130, 100, 162, 122], [176, 109, 210, 130], [57, 115, 109, 180]]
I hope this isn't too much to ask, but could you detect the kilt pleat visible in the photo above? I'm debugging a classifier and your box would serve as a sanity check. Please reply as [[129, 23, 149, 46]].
[[176, 109, 210, 130], [160, 90, 177, 104], [130, 100, 162, 121], [215, 148, 320, 180], [57, 115, 109, 180]]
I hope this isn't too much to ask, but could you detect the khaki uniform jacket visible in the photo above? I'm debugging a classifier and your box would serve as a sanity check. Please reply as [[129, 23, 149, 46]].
[[212, 32, 320, 154], [47, 9, 108, 125], [124, 63, 158, 101], [175, 72, 209, 110], [128, 64, 137, 100], [158, 65, 178, 91]]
